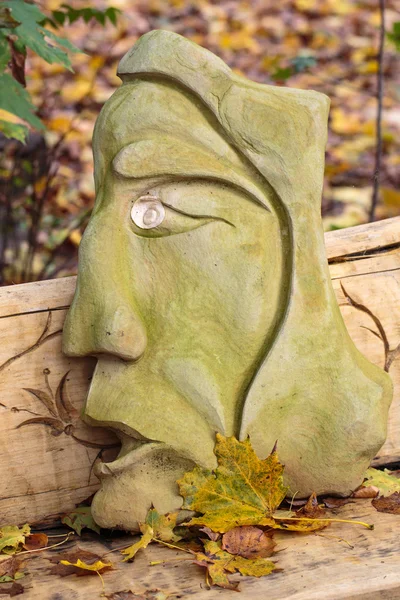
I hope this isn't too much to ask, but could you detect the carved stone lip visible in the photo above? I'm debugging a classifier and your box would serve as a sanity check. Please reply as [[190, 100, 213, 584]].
[[94, 441, 162, 478]]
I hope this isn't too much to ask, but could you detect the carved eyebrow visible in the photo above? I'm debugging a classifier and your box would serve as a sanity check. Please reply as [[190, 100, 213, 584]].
[[112, 136, 271, 212]]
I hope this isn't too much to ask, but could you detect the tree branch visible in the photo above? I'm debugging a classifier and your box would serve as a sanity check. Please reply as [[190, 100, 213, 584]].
[[369, 0, 385, 222]]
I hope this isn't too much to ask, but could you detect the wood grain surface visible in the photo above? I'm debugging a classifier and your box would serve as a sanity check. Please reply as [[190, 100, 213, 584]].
[[14, 500, 400, 600], [1, 218, 400, 527]]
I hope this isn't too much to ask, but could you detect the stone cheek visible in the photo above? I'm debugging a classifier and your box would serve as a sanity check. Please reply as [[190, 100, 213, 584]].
[[62, 30, 393, 530]]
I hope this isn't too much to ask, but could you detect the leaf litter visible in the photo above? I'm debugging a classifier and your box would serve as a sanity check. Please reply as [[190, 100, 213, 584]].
[[0, 435, 393, 593]]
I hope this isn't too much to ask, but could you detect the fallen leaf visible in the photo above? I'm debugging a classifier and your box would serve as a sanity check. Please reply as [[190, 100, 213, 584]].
[[372, 492, 400, 515], [222, 526, 276, 558], [0, 558, 20, 579], [145, 508, 181, 543], [0, 556, 24, 589], [106, 592, 173, 600], [121, 508, 181, 562], [296, 492, 326, 518], [61, 506, 100, 535], [323, 497, 352, 509], [199, 527, 220, 541], [194, 539, 278, 590], [178, 435, 329, 533], [352, 486, 379, 499], [362, 468, 400, 496], [0, 526, 30, 555], [273, 517, 330, 532], [49, 549, 107, 577], [178, 435, 286, 532], [0, 581, 24, 596], [23, 533, 48, 550], [0, 575, 24, 583], [121, 526, 153, 562], [59, 558, 113, 574]]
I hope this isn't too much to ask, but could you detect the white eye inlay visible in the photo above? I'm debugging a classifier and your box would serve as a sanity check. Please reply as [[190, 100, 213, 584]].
[[131, 196, 165, 229]]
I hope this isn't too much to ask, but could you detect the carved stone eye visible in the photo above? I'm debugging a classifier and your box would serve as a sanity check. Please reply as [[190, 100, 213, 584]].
[[131, 196, 165, 229]]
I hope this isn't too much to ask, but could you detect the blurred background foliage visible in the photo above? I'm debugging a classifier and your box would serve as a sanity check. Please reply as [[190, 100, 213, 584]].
[[0, 0, 399, 285]]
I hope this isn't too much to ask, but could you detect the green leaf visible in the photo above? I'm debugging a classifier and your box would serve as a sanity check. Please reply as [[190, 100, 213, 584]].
[[0, 118, 28, 142], [0, 33, 11, 72], [2, 1, 79, 70], [2, 0, 46, 27], [0, 74, 43, 130], [61, 506, 100, 536], [387, 22, 400, 52], [56, 4, 120, 28], [105, 7, 120, 26], [44, 29, 80, 55], [15, 24, 71, 70], [271, 67, 292, 81], [52, 10, 66, 26]]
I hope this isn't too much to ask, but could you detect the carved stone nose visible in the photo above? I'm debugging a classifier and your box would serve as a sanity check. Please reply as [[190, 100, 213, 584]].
[[63, 290, 147, 362]]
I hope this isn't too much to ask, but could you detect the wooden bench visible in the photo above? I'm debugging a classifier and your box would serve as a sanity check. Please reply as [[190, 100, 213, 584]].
[[1, 217, 399, 599]]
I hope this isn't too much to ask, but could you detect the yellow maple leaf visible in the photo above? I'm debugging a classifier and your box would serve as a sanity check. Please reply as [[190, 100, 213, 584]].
[[178, 434, 370, 534], [178, 434, 286, 533], [194, 539, 277, 590]]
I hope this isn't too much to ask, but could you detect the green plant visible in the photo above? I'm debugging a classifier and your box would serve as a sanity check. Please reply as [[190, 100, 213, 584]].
[[0, 1, 120, 142], [387, 21, 400, 52]]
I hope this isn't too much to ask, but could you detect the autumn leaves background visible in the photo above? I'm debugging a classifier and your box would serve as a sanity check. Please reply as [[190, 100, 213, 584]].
[[1, 0, 400, 284]]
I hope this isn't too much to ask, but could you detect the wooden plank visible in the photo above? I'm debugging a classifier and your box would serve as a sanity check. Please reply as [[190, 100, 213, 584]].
[[325, 216, 400, 260], [17, 501, 400, 599], [0, 277, 75, 318], [0, 217, 400, 527]]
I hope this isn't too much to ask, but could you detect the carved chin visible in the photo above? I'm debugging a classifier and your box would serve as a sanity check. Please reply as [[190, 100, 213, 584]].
[[91, 443, 194, 531]]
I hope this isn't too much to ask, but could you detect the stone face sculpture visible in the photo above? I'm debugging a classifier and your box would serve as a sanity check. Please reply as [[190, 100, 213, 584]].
[[62, 30, 393, 530]]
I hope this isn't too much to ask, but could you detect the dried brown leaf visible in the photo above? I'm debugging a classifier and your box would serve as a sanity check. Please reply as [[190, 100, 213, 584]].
[[372, 492, 400, 515], [23, 533, 48, 551], [0, 581, 24, 596], [323, 497, 351, 509], [199, 527, 220, 541], [222, 526, 276, 559], [296, 492, 326, 518], [352, 485, 379, 499], [194, 539, 277, 590], [0, 558, 20, 579]]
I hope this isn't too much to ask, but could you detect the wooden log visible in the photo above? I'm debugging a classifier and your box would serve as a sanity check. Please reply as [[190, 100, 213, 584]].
[[0, 217, 400, 526], [15, 501, 400, 599]]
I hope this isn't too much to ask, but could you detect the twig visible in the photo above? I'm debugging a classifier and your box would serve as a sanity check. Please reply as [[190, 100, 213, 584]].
[[18, 531, 75, 555], [369, 0, 385, 222]]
